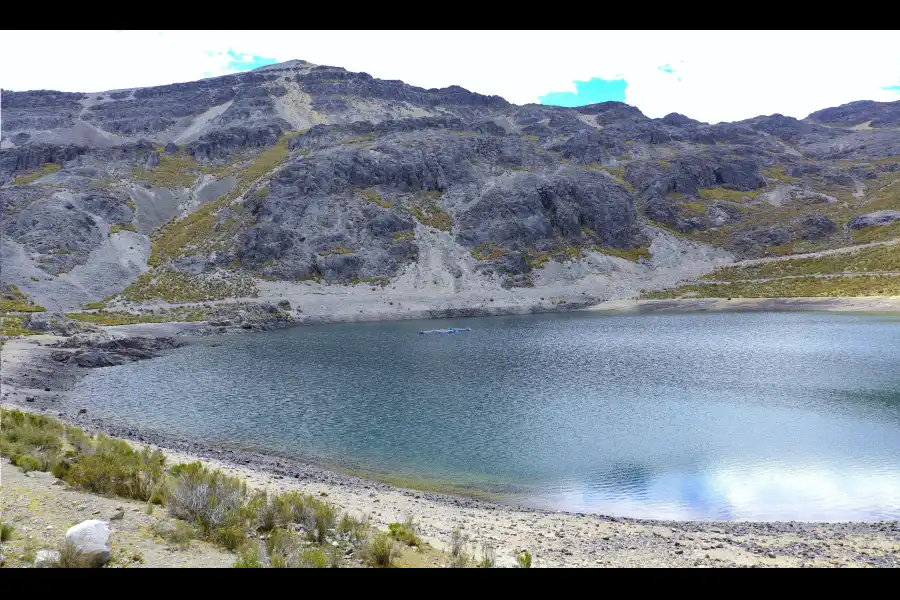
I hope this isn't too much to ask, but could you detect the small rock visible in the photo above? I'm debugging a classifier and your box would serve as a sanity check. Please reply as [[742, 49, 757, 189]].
[[34, 549, 61, 568], [110, 509, 125, 521], [44, 387, 51, 392], [78, 408, 87, 414], [767, 552, 776, 559], [26, 397, 35, 402]]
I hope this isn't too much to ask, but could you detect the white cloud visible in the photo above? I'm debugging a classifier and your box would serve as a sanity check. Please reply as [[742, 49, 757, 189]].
[[1, 30, 899, 123]]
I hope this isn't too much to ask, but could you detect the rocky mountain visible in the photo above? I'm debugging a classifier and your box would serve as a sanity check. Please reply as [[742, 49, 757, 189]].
[[2, 60, 899, 314]]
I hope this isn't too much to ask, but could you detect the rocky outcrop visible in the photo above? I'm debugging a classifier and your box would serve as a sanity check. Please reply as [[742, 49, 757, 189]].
[[2, 190, 134, 275], [847, 210, 900, 230], [732, 227, 793, 254], [807, 99, 900, 128], [190, 301, 296, 334], [793, 215, 837, 240], [188, 124, 286, 161], [52, 336, 185, 368], [23, 312, 93, 336], [455, 169, 643, 253]]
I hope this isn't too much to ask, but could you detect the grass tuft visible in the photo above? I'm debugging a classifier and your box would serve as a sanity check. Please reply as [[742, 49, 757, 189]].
[[362, 531, 400, 568], [387, 517, 422, 547]]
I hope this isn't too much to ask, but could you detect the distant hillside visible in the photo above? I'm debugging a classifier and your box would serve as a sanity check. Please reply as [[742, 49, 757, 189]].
[[2, 60, 899, 313]]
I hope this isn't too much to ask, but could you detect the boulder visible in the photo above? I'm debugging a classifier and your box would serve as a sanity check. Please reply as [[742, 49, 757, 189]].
[[65, 520, 111, 567], [34, 549, 61, 568], [847, 210, 900, 230], [793, 215, 836, 240], [23, 312, 86, 336]]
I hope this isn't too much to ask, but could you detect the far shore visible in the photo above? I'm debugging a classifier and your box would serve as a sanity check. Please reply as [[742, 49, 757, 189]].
[[589, 296, 900, 315]]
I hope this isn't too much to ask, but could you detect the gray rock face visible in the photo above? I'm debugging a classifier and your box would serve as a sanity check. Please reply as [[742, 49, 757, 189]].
[[847, 210, 900, 230], [455, 169, 642, 252], [2, 191, 133, 274], [188, 124, 286, 161], [65, 520, 111, 567]]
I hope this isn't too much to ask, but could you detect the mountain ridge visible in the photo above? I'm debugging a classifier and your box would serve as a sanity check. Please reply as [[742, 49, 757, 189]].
[[2, 61, 899, 316]]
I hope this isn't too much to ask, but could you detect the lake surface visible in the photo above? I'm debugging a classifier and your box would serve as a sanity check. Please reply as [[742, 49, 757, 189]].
[[74, 311, 900, 521]]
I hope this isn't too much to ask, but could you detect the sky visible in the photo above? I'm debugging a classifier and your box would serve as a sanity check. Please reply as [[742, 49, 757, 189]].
[[1, 30, 899, 124]]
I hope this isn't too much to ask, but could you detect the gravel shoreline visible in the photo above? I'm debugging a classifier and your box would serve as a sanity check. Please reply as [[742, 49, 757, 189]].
[[3, 316, 900, 567]]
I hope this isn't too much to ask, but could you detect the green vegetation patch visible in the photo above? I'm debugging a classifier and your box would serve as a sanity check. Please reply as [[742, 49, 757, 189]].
[[0, 284, 45, 336], [357, 189, 392, 208], [698, 187, 760, 202], [351, 276, 389, 287], [2, 408, 511, 567], [9, 163, 60, 186], [109, 223, 137, 235], [678, 201, 707, 218], [409, 191, 452, 232], [321, 245, 354, 256], [762, 165, 800, 184], [645, 275, 900, 299], [388, 518, 422, 547], [132, 151, 201, 189], [392, 230, 414, 242], [594, 246, 652, 262], [584, 164, 633, 191], [149, 132, 302, 266], [471, 242, 508, 261], [121, 271, 258, 303], [66, 308, 206, 326], [704, 243, 900, 282]]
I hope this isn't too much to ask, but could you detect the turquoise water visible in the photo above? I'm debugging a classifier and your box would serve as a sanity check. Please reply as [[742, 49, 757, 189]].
[[74, 311, 900, 521]]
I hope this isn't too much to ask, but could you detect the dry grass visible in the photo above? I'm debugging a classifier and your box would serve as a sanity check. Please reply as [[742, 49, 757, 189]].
[[698, 188, 760, 202], [471, 242, 508, 261], [703, 243, 900, 282], [132, 151, 200, 189], [9, 163, 60, 186], [120, 271, 257, 303], [409, 191, 452, 232], [646, 274, 900, 299]]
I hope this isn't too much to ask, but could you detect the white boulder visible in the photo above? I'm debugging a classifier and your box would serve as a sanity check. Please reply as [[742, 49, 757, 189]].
[[65, 520, 111, 567], [34, 549, 61, 568]]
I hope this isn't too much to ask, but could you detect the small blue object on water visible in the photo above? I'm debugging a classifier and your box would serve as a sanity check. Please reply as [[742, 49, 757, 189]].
[[417, 327, 472, 335]]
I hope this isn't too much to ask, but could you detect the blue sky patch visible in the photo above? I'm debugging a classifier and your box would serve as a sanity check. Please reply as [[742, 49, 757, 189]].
[[659, 64, 675, 74], [224, 50, 278, 72], [884, 84, 900, 92], [539, 78, 628, 107]]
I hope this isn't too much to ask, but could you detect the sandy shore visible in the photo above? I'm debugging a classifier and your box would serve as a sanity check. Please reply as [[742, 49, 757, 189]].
[[3, 309, 900, 567], [589, 296, 900, 315]]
